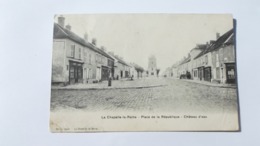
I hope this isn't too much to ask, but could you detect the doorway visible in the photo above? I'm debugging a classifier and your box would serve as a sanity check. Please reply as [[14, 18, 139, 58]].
[[69, 61, 83, 84]]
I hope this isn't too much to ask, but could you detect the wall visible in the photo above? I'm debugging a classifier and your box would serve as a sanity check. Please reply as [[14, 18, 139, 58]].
[[64, 39, 85, 83], [52, 40, 66, 83], [222, 45, 235, 63], [83, 46, 97, 83], [211, 44, 235, 82]]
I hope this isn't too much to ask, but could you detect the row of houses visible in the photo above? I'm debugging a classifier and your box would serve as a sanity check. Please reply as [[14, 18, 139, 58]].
[[52, 16, 144, 85], [165, 28, 236, 84]]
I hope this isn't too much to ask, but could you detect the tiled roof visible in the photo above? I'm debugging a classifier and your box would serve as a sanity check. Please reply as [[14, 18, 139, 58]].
[[194, 28, 234, 60], [53, 23, 114, 60]]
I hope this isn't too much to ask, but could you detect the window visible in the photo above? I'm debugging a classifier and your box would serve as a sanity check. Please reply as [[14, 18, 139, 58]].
[[89, 69, 92, 78], [79, 48, 81, 59], [205, 55, 208, 64], [89, 54, 92, 64], [84, 51, 88, 62], [71, 45, 75, 57]]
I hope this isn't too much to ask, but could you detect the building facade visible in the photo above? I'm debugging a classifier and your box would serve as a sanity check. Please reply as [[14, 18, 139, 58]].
[[130, 63, 145, 79], [108, 53, 131, 80], [211, 31, 235, 84], [171, 28, 235, 84], [52, 16, 114, 85]]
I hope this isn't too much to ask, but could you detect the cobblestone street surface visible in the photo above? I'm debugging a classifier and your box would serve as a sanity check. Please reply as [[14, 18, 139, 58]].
[[51, 78, 166, 90], [51, 78, 238, 113]]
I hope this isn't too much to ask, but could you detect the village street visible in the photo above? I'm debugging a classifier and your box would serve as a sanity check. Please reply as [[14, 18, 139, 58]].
[[51, 78, 238, 113]]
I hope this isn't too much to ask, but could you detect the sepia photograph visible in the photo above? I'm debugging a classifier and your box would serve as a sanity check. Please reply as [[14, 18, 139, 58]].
[[50, 14, 239, 132]]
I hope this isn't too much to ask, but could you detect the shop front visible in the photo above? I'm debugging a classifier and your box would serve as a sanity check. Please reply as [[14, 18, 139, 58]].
[[69, 61, 83, 84], [204, 67, 212, 82], [225, 63, 236, 84], [125, 71, 129, 78], [101, 66, 109, 81], [192, 68, 198, 80]]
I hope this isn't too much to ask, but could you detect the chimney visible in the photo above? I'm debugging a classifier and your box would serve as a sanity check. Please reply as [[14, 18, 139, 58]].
[[65, 24, 71, 30], [58, 15, 65, 28], [92, 38, 97, 45], [84, 33, 88, 42], [216, 32, 220, 39]]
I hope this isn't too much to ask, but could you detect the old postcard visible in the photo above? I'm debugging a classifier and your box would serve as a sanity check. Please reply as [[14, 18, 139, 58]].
[[50, 14, 239, 132]]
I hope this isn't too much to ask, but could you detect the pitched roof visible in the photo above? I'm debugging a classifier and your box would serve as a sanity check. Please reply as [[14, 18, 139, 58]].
[[224, 33, 234, 45], [54, 23, 91, 48], [194, 28, 234, 59], [95, 47, 114, 60], [53, 23, 114, 60], [193, 43, 213, 60], [110, 54, 130, 66], [179, 56, 191, 65]]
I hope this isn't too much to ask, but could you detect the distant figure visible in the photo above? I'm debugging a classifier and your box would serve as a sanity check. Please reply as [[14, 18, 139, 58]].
[[131, 75, 134, 80]]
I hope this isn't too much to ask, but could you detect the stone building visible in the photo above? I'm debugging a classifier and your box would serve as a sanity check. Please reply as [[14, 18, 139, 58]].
[[210, 29, 235, 84], [129, 63, 145, 79], [52, 16, 114, 85], [171, 28, 235, 84], [108, 52, 131, 80]]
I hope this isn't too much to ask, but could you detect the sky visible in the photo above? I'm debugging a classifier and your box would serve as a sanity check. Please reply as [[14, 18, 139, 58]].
[[54, 14, 233, 72]]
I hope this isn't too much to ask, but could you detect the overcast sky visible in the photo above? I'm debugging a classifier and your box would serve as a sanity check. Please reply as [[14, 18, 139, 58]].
[[54, 14, 233, 72]]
